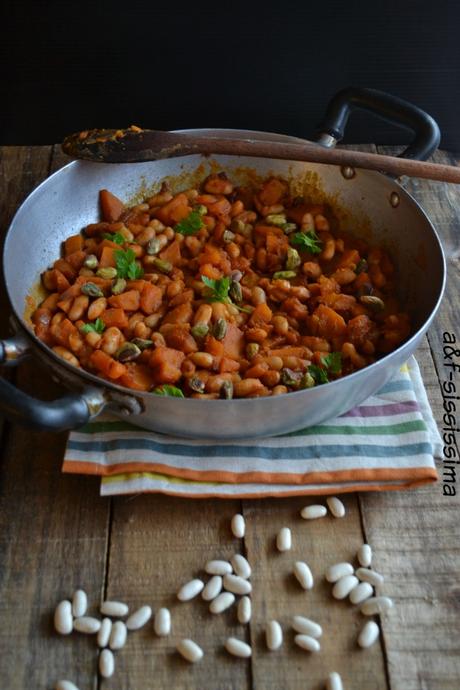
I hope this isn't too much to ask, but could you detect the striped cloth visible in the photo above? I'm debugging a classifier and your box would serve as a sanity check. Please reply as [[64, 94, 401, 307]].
[[63, 356, 441, 498]]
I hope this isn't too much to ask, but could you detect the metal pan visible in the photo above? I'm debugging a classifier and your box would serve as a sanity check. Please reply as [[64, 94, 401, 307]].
[[0, 88, 446, 438]]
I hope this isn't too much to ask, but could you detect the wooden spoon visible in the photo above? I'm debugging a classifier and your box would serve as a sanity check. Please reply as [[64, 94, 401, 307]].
[[62, 126, 460, 183]]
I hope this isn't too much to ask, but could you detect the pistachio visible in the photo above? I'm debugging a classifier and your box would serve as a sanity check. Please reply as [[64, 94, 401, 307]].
[[231, 270, 243, 283], [223, 230, 236, 244], [221, 380, 234, 399], [213, 318, 227, 341], [280, 368, 302, 388], [83, 254, 98, 270], [146, 238, 162, 255], [231, 219, 252, 238], [81, 282, 104, 298], [360, 295, 385, 311], [191, 323, 209, 339], [286, 247, 301, 271], [131, 338, 153, 350], [97, 267, 117, 280], [272, 270, 297, 280], [356, 283, 374, 298], [300, 372, 315, 389], [246, 343, 259, 359], [265, 213, 287, 226], [195, 204, 208, 215], [229, 281, 243, 304], [152, 258, 173, 274], [115, 342, 142, 362], [281, 222, 298, 235], [111, 278, 127, 295], [189, 376, 205, 393]]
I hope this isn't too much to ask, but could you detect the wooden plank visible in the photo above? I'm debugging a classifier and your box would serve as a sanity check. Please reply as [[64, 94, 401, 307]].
[[105, 495, 251, 690], [357, 147, 460, 690], [0, 146, 110, 689]]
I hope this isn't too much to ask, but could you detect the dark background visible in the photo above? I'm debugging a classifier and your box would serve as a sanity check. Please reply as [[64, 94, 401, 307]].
[[1, 0, 459, 150]]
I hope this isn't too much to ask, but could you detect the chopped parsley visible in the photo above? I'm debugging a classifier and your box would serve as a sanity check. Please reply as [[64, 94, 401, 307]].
[[175, 209, 205, 236], [201, 276, 231, 303], [309, 352, 342, 384], [115, 248, 144, 279], [80, 318, 105, 335], [291, 229, 322, 254], [102, 232, 125, 245], [153, 385, 185, 397]]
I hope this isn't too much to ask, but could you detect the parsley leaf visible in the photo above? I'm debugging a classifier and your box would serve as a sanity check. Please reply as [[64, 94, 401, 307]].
[[175, 209, 205, 236], [115, 248, 144, 279], [102, 232, 125, 245], [153, 385, 185, 398], [320, 352, 342, 374], [201, 275, 231, 303], [291, 230, 322, 254], [80, 318, 105, 335], [308, 352, 342, 385]]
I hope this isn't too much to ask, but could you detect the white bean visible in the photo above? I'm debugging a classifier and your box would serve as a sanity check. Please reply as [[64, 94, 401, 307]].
[[100, 600, 129, 617], [294, 561, 314, 590], [209, 591, 235, 614], [237, 596, 252, 624], [356, 567, 384, 587], [349, 581, 374, 605], [326, 671, 344, 690], [54, 600, 73, 635], [202, 575, 223, 601], [109, 620, 128, 650], [55, 682, 80, 690], [357, 543, 372, 567], [72, 589, 87, 618], [332, 575, 359, 600], [266, 620, 283, 650], [177, 578, 205, 601], [154, 607, 171, 636], [325, 562, 354, 583], [358, 620, 380, 648], [360, 596, 394, 616], [231, 513, 245, 538], [177, 638, 203, 663], [300, 504, 327, 520], [205, 560, 233, 575], [223, 573, 252, 595], [230, 554, 251, 579], [276, 527, 292, 552], [126, 605, 152, 631], [294, 634, 321, 652], [97, 618, 112, 648], [291, 615, 322, 638], [99, 649, 115, 678], [326, 496, 346, 518], [73, 616, 101, 634], [225, 637, 252, 658]]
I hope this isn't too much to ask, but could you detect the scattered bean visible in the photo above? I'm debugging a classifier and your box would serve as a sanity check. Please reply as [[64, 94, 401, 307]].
[[225, 637, 252, 658], [100, 600, 129, 617], [126, 605, 152, 631], [73, 617, 101, 634], [266, 620, 283, 650], [357, 544, 372, 568], [291, 616, 322, 638], [237, 596, 252, 624], [326, 672, 344, 690], [325, 562, 354, 583], [230, 554, 251, 579], [97, 618, 112, 648], [154, 608, 171, 636], [205, 560, 233, 576], [300, 505, 327, 520], [109, 621, 128, 650], [223, 573, 252, 595], [177, 579, 205, 601], [332, 575, 360, 600], [231, 513, 245, 538], [54, 600, 73, 635], [71, 589, 87, 618], [177, 639, 204, 663], [326, 496, 346, 518], [358, 620, 380, 648], [356, 567, 384, 587], [55, 681, 80, 690], [349, 581, 374, 605], [202, 575, 223, 601], [276, 527, 292, 552], [99, 648, 115, 678], [294, 634, 321, 653], [209, 592, 235, 614], [360, 596, 394, 616], [294, 561, 314, 590]]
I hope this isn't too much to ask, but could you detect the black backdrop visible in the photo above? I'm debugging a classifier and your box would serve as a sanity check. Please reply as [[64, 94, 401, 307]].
[[1, 0, 459, 150]]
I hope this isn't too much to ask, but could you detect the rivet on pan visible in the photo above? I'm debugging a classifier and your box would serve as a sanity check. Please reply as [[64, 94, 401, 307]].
[[341, 166, 356, 180], [390, 192, 400, 207]]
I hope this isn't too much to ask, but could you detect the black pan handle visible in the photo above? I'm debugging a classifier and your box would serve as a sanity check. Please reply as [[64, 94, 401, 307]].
[[316, 87, 440, 161], [0, 335, 106, 431]]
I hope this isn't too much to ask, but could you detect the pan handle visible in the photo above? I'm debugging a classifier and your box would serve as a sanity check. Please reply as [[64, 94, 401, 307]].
[[0, 335, 106, 431], [316, 87, 440, 161]]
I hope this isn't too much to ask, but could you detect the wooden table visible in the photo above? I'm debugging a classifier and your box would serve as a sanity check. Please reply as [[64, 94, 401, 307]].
[[0, 145, 459, 690]]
